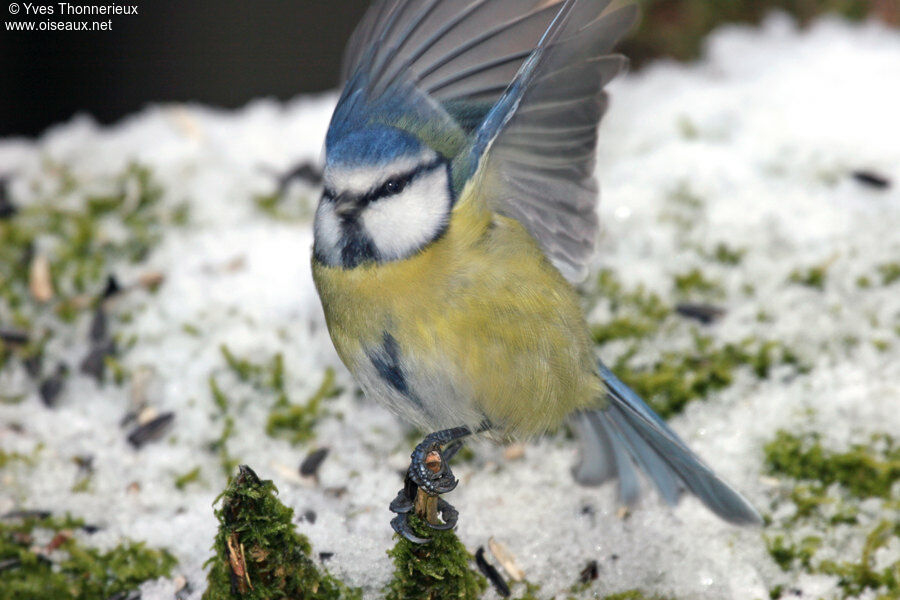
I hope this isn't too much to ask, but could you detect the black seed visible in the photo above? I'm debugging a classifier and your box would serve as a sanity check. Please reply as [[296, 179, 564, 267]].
[[0, 558, 21, 572], [0, 328, 28, 345], [23, 351, 43, 379], [852, 170, 891, 190], [2, 510, 52, 520], [175, 581, 193, 600], [302, 509, 317, 524], [278, 162, 323, 192], [610, 554, 619, 561], [89, 307, 108, 343], [579, 559, 599, 583], [0, 178, 15, 219], [102, 274, 122, 299], [319, 552, 334, 562], [299, 447, 330, 477], [80, 340, 116, 382], [127, 412, 175, 449], [82, 524, 101, 534], [475, 547, 510, 597], [675, 302, 726, 324], [39, 363, 68, 407]]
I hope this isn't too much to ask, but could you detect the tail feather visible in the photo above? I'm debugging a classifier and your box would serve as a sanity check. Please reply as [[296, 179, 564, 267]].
[[572, 362, 762, 526]]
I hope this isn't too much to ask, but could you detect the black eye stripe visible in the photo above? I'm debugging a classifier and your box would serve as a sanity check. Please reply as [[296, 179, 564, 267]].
[[364, 158, 445, 204]]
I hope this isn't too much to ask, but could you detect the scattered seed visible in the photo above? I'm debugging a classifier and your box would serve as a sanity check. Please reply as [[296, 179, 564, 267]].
[[174, 577, 193, 600], [302, 509, 317, 524], [323, 486, 347, 499], [502, 443, 526, 461], [2, 510, 52, 520], [127, 412, 175, 449], [0, 328, 28, 345], [23, 351, 43, 379], [39, 363, 68, 407], [675, 302, 726, 324], [28, 254, 54, 303], [126, 481, 141, 494], [299, 447, 330, 478], [278, 162, 323, 192], [319, 552, 334, 562], [46, 530, 72, 552], [579, 559, 599, 584], [80, 340, 116, 381], [852, 170, 891, 190], [0, 177, 15, 219], [102, 274, 123, 299], [488, 537, 525, 582], [138, 270, 165, 292], [89, 306, 108, 343], [0, 558, 21, 572], [475, 547, 510, 597]]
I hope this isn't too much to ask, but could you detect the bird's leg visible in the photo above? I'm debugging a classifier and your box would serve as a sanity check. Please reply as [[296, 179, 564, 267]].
[[389, 425, 477, 543]]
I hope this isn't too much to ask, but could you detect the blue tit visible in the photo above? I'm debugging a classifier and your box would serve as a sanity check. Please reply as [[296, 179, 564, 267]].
[[311, 0, 761, 541]]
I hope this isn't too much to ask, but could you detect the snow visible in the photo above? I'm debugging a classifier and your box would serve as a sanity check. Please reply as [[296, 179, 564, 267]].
[[2, 13, 900, 600]]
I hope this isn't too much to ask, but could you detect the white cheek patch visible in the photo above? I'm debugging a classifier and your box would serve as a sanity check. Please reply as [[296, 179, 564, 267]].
[[313, 201, 343, 265], [324, 149, 437, 196], [362, 167, 451, 261]]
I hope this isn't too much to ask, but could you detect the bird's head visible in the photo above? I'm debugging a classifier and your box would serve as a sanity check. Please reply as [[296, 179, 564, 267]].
[[313, 124, 455, 269]]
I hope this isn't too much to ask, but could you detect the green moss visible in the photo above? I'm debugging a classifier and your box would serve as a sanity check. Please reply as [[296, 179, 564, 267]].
[[175, 466, 202, 490], [589, 269, 671, 345], [266, 368, 341, 445], [0, 513, 176, 600], [763, 431, 900, 598], [384, 514, 487, 600], [209, 376, 239, 476], [0, 162, 182, 384], [202, 465, 359, 600], [710, 243, 746, 266], [673, 268, 723, 299], [788, 265, 828, 290], [614, 335, 805, 419], [877, 262, 900, 286], [764, 431, 900, 499]]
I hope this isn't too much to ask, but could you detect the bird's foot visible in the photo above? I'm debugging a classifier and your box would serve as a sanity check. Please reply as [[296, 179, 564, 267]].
[[389, 474, 459, 544], [388, 427, 471, 543]]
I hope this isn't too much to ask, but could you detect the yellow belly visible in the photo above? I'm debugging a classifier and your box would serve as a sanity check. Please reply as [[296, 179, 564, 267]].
[[311, 201, 601, 437]]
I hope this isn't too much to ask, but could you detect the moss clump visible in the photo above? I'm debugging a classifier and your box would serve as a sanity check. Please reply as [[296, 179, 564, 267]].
[[266, 367, 342, 445], [589, 269, 671, 345], [0, 512, 176, 600], [877, 262, 900, 286], [763, 431, 900, 598], [385, 514, 487, 600], [614, 335, 805, 419], [788, 265, 828, 290], [764, 431, 900, 499], [673, 268, 723, 299], [203, 465, 359, 600], [709, 243, 746, 266]]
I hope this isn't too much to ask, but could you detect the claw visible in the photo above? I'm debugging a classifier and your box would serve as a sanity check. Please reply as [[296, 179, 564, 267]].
[[390, 514, 431, 544], [389, 489, 414, 514], [427, 498, 458, 530]]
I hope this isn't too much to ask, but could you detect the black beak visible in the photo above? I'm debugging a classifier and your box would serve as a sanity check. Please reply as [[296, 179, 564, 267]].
[[333, 192, 359, 219]]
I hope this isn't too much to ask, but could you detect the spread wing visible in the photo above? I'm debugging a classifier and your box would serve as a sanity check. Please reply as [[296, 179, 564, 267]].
[[339, 0, 637, 281]]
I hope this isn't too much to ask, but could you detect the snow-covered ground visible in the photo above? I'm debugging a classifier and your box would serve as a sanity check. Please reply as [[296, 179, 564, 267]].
[[1, 14, 899, 600]]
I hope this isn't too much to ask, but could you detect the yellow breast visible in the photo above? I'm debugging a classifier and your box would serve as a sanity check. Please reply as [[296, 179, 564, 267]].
[[311, 195, 601, 437]]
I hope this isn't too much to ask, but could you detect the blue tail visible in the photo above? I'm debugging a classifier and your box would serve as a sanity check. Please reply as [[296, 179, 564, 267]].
[[571, 361, 762, 525]]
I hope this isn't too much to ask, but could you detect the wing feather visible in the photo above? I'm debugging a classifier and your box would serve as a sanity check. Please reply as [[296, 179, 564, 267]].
[[337, 0, 637, 280]]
